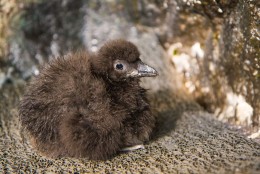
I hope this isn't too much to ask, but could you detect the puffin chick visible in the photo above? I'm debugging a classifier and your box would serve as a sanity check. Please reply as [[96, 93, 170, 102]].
[[19, 39, 158, 160]]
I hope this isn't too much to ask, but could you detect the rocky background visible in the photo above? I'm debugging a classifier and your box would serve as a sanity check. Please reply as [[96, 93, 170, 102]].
[[0, 0, 259, 173]]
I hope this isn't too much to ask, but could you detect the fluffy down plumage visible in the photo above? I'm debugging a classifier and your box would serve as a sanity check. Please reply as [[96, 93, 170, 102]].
[[19, 39, 158, 160]]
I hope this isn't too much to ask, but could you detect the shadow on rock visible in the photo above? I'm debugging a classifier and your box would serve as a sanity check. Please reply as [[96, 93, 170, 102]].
[[148, 89, 199, 142]]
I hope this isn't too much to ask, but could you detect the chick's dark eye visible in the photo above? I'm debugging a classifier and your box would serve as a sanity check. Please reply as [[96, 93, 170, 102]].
[[116, 64, 124, 70]]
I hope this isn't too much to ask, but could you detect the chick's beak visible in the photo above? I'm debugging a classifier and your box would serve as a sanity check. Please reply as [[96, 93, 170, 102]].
[[128, 61, 158, 77]]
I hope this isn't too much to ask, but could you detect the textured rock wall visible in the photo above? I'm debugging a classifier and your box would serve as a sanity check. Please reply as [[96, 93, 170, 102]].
[[145, 0, 260, 129], [220, 0, 260, 127], [0, 0, 19, 65], [2, 0, 85, 79]]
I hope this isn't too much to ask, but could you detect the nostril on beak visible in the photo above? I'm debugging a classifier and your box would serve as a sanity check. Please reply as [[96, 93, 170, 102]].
[[137, 61, 158, 77]]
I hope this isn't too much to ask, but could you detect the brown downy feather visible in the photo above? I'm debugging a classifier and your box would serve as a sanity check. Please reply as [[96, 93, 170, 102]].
[[19, 39, 157, 160]]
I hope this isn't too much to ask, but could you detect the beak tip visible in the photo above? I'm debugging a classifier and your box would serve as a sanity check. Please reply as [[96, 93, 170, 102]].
[[150, 68, 158, 77], [154, 70, 159, 76], [133, 61, 159, 78]]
